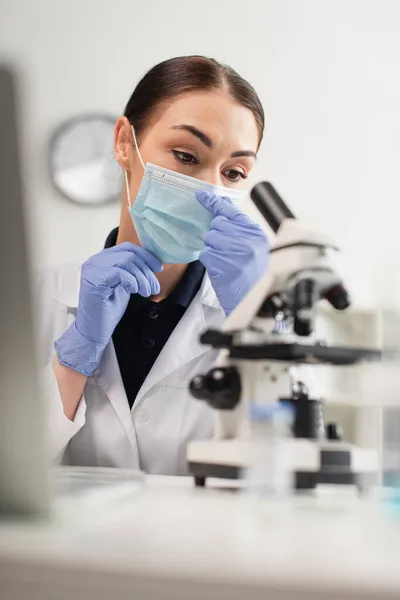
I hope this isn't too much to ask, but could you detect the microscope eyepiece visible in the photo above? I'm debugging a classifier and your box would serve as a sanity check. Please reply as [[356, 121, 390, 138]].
[[250, 182, 295, 233]]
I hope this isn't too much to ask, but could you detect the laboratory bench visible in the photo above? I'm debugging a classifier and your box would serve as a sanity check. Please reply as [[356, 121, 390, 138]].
[[0, 474, 400, 600]]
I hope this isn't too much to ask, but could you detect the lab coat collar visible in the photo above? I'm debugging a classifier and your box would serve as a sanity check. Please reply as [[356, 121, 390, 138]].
[[56, 263, 81, 309], [198, 272, 222, 309]]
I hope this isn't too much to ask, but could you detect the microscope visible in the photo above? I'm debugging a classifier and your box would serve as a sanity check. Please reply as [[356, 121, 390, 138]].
[[187, 182, 380, 490]]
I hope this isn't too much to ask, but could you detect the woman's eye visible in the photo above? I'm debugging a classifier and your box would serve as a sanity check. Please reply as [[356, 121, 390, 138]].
[[173, 150, 198, 165], [224, 169, 246, 182]]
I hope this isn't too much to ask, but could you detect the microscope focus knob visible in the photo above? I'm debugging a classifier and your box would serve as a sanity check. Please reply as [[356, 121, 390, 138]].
[[189, 367, 242, 410], [324, 284, 351, 311], [326, 422, 343, 441]]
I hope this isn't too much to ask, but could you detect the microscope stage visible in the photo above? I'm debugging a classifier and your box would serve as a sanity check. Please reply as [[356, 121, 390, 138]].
[[200, 330, 380, 365]]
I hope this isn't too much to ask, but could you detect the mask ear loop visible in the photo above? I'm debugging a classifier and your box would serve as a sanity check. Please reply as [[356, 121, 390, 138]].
[[124, 171, 132, 210], [125, 124, 145, 210]]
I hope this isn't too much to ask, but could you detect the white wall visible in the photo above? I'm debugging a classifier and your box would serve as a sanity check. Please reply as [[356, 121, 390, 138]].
[[1, 0, 400, 306]]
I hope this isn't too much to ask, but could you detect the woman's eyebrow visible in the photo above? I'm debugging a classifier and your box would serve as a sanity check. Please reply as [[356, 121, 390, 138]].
[[171, 124, 257, 159], [231, 150, 256, 159], [171, 124, 213, 148]]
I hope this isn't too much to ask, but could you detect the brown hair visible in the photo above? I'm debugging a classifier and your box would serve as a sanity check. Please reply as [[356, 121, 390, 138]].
[[124, 55, 265, 147]]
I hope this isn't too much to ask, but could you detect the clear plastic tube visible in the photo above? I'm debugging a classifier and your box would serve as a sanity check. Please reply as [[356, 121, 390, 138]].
[[244, 404, 294, 499]]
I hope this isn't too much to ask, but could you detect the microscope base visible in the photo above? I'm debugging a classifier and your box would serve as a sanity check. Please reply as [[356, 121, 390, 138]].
[[187, 439, 377, 491]]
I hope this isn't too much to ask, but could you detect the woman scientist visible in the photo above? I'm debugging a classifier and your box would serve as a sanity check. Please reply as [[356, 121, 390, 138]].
[[43, 55, 269, 474]]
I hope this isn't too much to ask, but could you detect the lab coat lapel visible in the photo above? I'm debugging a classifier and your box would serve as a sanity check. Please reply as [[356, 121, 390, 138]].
[[94, 342, 139, 457], [134, 275, 224, 406]]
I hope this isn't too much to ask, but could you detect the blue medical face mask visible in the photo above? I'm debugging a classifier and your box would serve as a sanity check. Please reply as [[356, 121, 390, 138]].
[[125, 125, 248, 264]]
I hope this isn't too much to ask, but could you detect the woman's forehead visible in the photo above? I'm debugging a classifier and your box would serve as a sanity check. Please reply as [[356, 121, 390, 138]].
[[153, 91, 259, 151]]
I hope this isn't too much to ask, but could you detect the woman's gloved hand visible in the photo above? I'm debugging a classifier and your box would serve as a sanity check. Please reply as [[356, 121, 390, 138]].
[[55, 243, 163, 376], [196, 190, 269, 316]]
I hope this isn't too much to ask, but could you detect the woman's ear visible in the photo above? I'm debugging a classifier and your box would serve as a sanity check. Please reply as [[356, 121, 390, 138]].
[[114, 116, 133, 170]]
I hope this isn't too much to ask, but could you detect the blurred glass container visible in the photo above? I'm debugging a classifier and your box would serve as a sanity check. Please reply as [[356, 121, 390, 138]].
[[244, 404, 294, 499], [374, 262, 400, 503], [380, 311, 400, 501]]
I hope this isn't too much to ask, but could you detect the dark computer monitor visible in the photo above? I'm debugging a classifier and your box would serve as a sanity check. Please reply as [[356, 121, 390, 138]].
[[0, 65, 50, 516]]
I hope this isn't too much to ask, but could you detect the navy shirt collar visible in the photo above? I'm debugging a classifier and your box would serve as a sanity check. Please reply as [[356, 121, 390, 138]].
[[104, 227, 204, 309]]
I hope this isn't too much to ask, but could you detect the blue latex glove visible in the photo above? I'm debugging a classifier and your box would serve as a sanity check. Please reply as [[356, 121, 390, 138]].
[[55, 243, 163, 376], [196, 190, 269, 315]]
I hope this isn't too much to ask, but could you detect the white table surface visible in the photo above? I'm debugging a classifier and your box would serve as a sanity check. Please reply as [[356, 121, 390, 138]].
[[1, 474, 400, 600]]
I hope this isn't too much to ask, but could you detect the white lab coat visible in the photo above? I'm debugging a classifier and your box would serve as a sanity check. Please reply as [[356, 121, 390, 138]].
[[39, 263, 225, 475]]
